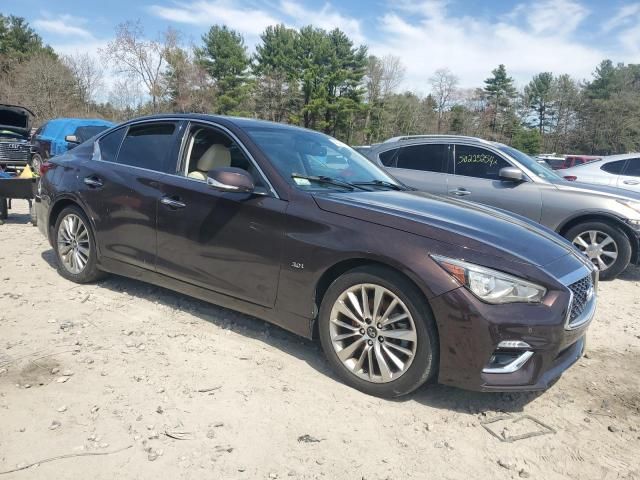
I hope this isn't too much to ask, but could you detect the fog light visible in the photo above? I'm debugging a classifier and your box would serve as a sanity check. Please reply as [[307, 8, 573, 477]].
[[483, 351, 534, 374], [497, 340, 531, 349]]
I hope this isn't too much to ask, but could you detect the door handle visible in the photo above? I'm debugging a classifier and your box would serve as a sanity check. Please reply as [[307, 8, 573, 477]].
[[84, 176, 103, 188], [449, 188, 471, 196], [623, 179, 639, 185], [160, 196, 186, 209]]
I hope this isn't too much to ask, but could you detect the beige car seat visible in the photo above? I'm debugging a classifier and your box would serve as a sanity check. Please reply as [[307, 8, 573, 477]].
[[188, 144, 231, 180]]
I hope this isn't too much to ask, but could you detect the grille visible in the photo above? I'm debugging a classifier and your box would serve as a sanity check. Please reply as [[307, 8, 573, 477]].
[[568, 275, 593, 324], [0, 142, 30, 163]]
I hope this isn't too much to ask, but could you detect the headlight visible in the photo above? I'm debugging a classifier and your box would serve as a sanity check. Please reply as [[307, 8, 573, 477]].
[[431, 255, 547, 304], [617, 199, 640, 215]]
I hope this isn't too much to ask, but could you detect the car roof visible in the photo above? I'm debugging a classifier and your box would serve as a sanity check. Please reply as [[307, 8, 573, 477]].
[[131, 113, 325, 136], [601, 153, 640, 161]]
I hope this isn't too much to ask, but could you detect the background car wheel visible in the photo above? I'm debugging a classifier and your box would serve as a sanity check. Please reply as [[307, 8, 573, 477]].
[[53, 206, 105, 283], [31, 153, 43, 174], [564, 221, 632, 280], [318, 265, 438, 398]]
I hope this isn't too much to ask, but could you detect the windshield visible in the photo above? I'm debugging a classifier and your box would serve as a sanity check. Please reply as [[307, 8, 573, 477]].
[[244, 125, 403, 191], [497, 145, 563, 182]]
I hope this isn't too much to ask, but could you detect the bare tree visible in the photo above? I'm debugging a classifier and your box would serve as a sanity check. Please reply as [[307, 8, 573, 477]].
[[429, 68, 459, 133], [102, 21, 174, 112], [364, 55, 405, 142], [63, 52, 104, 112]]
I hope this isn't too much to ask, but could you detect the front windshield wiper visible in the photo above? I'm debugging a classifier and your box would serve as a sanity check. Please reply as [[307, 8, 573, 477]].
[[291, 173, 369, 191], [352, 179, 405, 191]]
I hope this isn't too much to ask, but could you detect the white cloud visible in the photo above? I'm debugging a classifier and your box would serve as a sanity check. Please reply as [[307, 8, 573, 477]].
[[33, 14, 94, 39], [603, 3, 640, 32], [148, 0, 280, 38], [279, 1, 365, 44], [523, 0, 589, 35], [369, 2, 608, 92]]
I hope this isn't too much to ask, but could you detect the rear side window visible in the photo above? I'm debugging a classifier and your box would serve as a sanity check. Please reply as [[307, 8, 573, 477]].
[[624, 158, 640, 176], [116, 123, 177, 173], [453, 145, 509, 180], [379, 149, 398, 167], [396, 144, 448, 173], [96, 127, 126, 163], [601, 160, 627, 174]]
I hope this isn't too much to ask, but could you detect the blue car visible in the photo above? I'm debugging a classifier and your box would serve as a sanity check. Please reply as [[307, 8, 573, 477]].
[[31, 118, 114, 172]]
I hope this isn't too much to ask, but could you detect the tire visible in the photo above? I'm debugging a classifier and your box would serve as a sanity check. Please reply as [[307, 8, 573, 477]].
[[564, 221, 632, 280], [31, 154, 43, 174], [53, 206, 105, 283], [318, 265, 439, 398], [0, 198, 7, 220]]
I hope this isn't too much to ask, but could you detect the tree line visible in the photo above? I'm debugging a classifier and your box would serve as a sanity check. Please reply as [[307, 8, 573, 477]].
[[1, 13, 639, 155]]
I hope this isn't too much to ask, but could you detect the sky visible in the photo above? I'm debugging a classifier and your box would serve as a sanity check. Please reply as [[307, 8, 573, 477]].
[[3, 0, 640, 94]]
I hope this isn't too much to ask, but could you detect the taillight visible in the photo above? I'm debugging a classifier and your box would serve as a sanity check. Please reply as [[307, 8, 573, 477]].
[[564, 176, 577, 181], [40, 162, 56, 176]]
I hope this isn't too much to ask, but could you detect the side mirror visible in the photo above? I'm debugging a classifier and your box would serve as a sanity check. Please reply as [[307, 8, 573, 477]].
[[207, 167, 255, 193], [499, 166, 525, 182], [65, 135, 79, 144]]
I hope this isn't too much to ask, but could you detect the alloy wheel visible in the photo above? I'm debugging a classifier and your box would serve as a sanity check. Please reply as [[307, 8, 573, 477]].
[[572, 230, 618, 271], [57, 214, 90, 274], [329, 283, 417, 383]]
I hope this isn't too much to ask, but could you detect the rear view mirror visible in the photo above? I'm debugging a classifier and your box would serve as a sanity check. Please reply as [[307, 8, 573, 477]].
[[207, 167, 255, 193], [499, 167, 525, 182], [65, 135, 79, 144]]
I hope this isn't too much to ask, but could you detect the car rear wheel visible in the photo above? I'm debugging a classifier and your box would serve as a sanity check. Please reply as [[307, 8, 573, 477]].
[[318, 265, 438, 398], [54, 206, 104, 283], [565, 221, 632, 280]]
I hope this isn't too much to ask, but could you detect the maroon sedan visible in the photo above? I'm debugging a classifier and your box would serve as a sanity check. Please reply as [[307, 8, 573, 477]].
[[35, 115, 597, 397]]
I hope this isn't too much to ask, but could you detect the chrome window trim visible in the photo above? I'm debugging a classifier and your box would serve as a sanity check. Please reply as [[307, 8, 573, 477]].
[[91, 117, 279, 199]]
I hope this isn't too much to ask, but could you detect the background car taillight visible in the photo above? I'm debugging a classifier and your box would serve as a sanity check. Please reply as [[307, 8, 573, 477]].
[[39, 162, 56, 176], [564, 176, 577, 181]]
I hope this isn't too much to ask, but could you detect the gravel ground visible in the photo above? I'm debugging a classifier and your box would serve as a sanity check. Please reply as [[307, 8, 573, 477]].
[[1, 200, 639, 480]]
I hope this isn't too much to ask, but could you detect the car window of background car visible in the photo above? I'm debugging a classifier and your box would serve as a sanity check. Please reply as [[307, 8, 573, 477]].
[[601, 160, 627, 174], [496, 144, 563, 182], [453, 145, 509, 180], [623, 158, 640, 176], [396, 144, 448, 173], [379, 149, 398, 167], [244, 126, 400, 191], [95, 127, 126, 163], [116, 122, 177, 173]]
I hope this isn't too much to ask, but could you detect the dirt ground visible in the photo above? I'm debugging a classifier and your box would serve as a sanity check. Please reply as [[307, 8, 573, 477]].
[[0, 200, 639, 480]]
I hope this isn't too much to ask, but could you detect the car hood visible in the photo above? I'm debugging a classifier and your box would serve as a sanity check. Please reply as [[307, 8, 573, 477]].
[[552, 179, 640, 201], [0, 104, 34, 136], [313, 190, 579, 267]]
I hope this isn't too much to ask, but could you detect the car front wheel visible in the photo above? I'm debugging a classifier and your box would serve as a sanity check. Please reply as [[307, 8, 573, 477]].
[[318, 265, 438, 398], [565, 221, 632, 280], [53, 206, 104, 283]]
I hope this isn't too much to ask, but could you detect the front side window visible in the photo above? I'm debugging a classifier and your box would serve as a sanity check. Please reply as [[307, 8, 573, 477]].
[[182, 125, 268, 193], [116, 122, 177, 173], [95, 127, 126, 163], [454, 145, 509, 180], [396, 144, 448, 173], [244, 126, 402, 192], [623, 158, 640, 176], [379, 149, 398, 167], [601, 160, 627, 174]]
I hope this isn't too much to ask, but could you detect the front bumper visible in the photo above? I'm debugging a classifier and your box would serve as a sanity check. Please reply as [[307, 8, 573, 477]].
[[430, 280, 594, 392]]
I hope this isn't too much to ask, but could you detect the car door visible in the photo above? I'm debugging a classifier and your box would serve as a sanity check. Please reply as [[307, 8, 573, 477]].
[[155, 121, 287, 308], [617, 158, 640, 193], [379, 143, 450, 195], [76, 121, 182, 271], [448, 144, 543, 221]]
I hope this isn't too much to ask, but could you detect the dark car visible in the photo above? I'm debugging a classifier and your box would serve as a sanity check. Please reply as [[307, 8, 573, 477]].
[[0, 104, 34, 173], [30, 118, 114, 173], [36, 115, 597, 397]]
